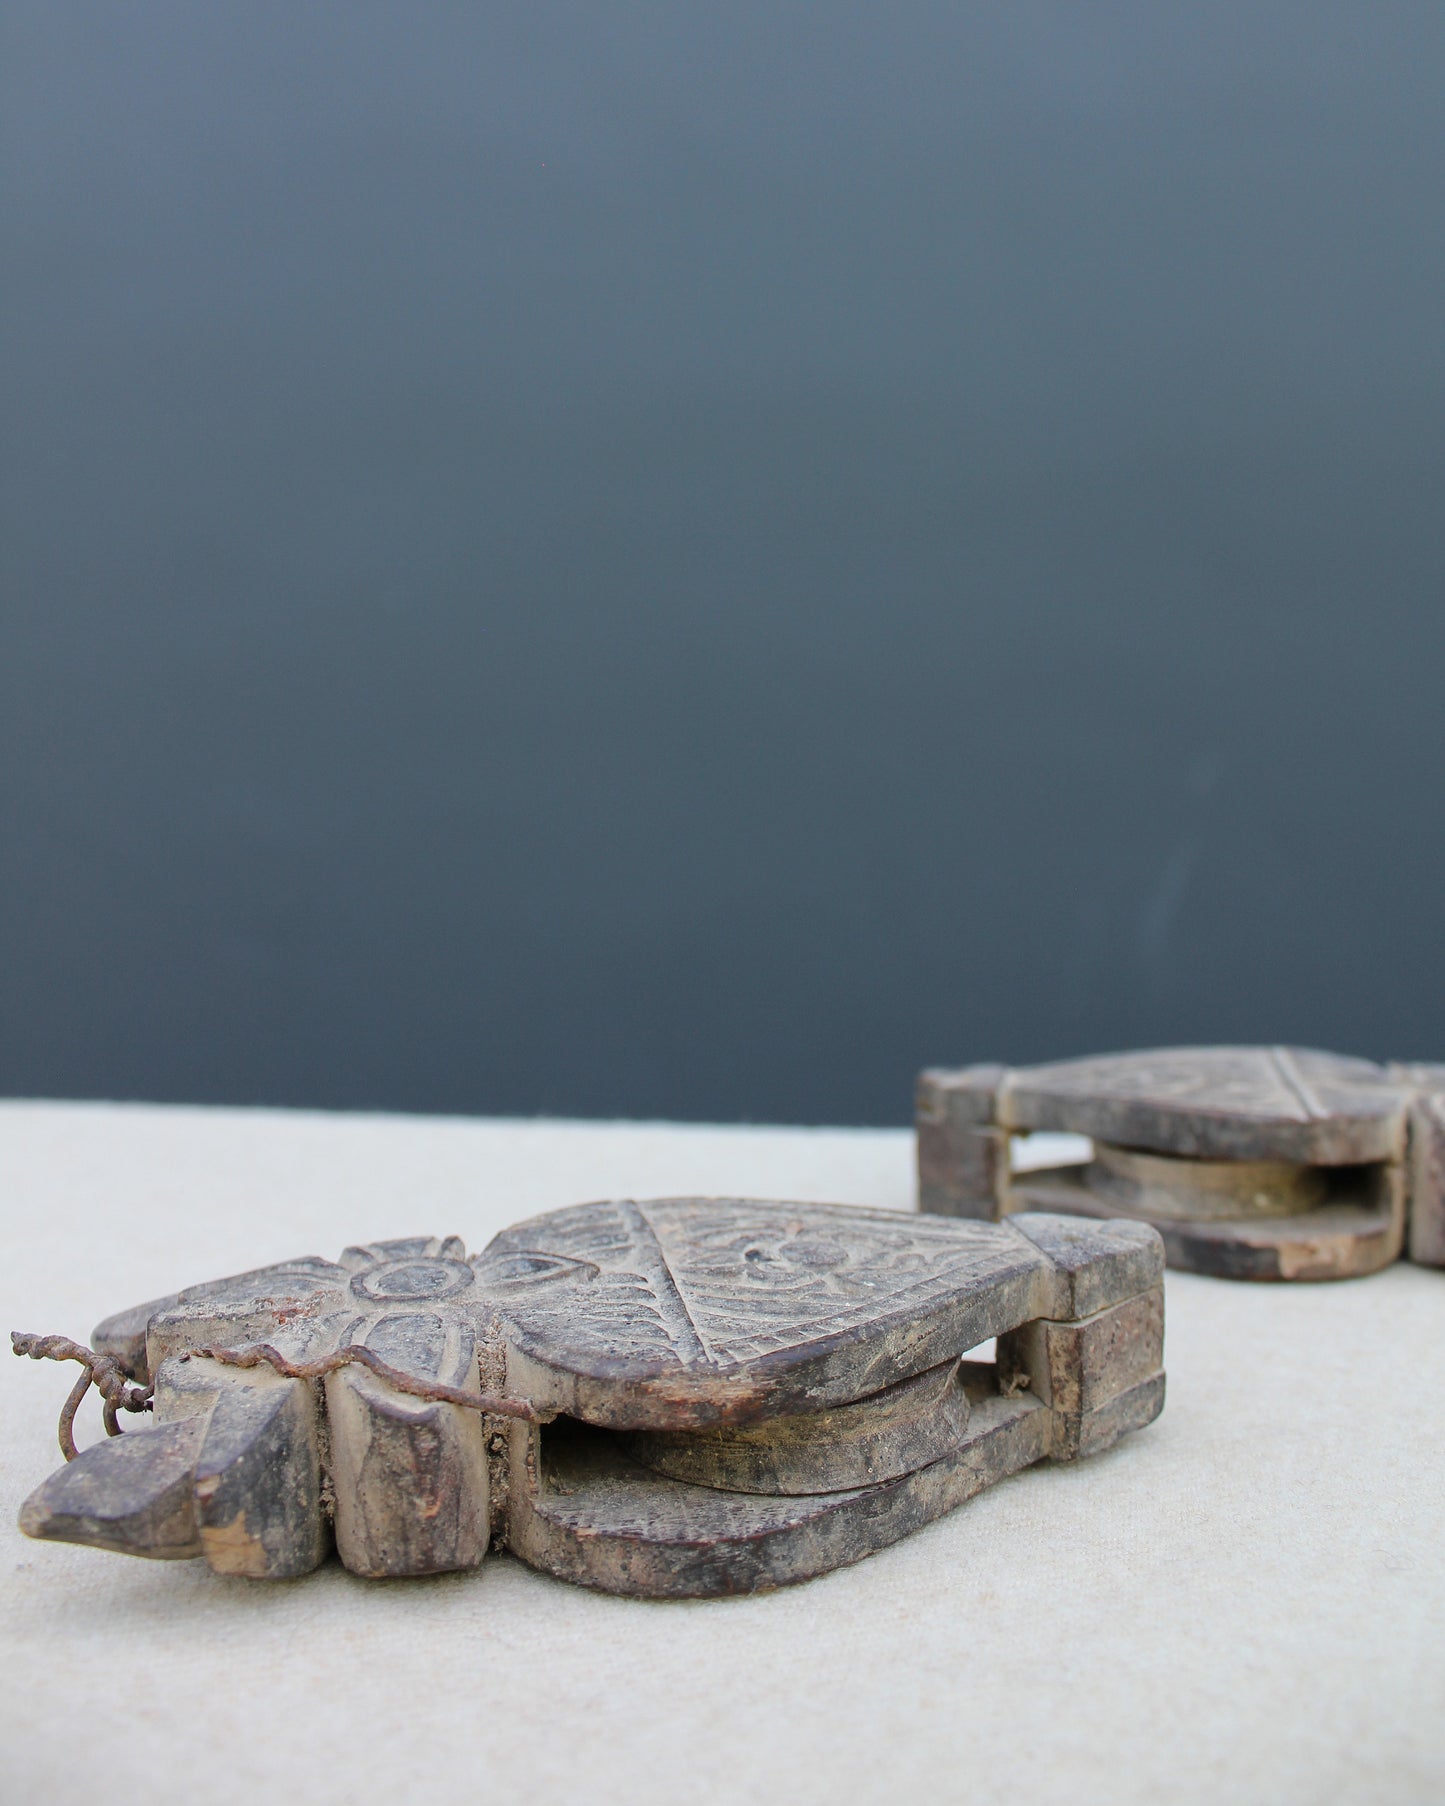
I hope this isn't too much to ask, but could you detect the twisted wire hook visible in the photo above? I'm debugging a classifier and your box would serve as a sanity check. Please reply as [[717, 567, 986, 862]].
[[13, 1327, 544, 1461], [11, 1332, 154, 1461]]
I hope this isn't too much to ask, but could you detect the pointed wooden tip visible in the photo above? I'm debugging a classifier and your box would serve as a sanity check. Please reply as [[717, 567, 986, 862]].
[[17, 1419, 207, 1560]]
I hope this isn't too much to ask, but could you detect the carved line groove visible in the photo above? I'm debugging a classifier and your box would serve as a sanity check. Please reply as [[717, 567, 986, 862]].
[[1268, 1046, 1328, 1122], [615, 1200, 712, 1366]]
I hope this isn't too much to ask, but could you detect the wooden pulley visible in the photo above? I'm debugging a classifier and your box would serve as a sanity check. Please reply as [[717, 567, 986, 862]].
[[15, 1200, 1165, 1596], [916, 1046, 1445, 1280]]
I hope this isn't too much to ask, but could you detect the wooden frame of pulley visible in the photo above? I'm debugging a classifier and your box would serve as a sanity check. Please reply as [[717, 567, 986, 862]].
[[16, 1200, 1165, 1598], [916, 1046, 1445, 1280]]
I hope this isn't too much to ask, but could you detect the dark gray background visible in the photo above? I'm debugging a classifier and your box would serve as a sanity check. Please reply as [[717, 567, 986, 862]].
[[3, 4, 1443, 1125]]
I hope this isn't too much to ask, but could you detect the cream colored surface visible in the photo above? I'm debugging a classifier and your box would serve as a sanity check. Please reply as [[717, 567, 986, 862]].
[[2, 1100, 1441, 1805]]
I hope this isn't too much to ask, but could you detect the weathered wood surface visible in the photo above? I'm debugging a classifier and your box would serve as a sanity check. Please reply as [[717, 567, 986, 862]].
[[998, 1284, 1164, 1458], [325, 1314, 491, 1579], [622, 1357, 971, 1495], [924, 1047, 1405, 1165], [19, 1205, 1166, 1595], [158, 1355, 327, 1578], [18, 1416, 208, 1559], [476, 1198, 1157, 1428], [918, 1045, 1444, 1279], [916, 1065, 1011, 1220], [1392, 1066, 1445, 1268], [1002, 1046, 1406, 1163], [506, 1373, 1053, 1598], [1085, 1144, 1329, 1221], [1010, 1166, 1406, 1282], [49, 1235, 496, 1581], [508, 1353, 1166, 1598]]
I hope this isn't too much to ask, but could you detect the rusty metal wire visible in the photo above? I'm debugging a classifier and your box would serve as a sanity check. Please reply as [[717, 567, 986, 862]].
[[11, 1332, 154, 1461], [194, 1342, 542, 1421], [12, 1328, 544, 1459]]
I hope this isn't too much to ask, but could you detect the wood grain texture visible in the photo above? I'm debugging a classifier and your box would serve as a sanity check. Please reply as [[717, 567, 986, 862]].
[[1005, 1212, 1163, 1319], [996, 1046, 1405, 1164], [162, 1355, 328, 1578], [915, 1045, 1445, 1280], [37, 1237, 499, 1578], [916, 1067, 1009, 1217], [504, 1369, 1052, 1598], [18, 1417, 208, 1559], [1010, 1166, 1405, 1281], [19, 1206, 1167, 1594], [326, 1313, 491, 1578], [998, 1285, 1165, 1458], [478, 1198, 1066, 1428], [1085, 1144, 1328, 1220], [1391, 1068, 1445, 1268], [622, 1357, 971, 1495]]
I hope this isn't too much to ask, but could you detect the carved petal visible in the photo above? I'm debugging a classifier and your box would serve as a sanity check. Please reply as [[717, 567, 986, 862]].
[[325, 1311, 489, 1577], [144, 1259, 350, 1373], [339, 1235, 467, 1272]]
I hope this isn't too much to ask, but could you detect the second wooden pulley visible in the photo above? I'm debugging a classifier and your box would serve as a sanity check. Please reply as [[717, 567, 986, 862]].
[[916, 1044, 1445, 1279]]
